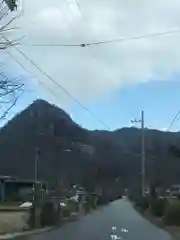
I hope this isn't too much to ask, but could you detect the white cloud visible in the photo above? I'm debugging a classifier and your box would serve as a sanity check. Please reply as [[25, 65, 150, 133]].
[[3, 0, 180, 104]]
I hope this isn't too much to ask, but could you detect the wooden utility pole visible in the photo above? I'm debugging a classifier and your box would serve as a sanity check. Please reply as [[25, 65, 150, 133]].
[[35, 147, 40, 182], [33, 147, 41, 228], [131, 110, 146, 197], [141, 111, 145, 197]]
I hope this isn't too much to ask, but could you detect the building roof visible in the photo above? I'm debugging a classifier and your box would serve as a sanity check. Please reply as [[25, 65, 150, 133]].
[[171, 184, 180, 188], [0, 176, 16, 181], [4, 179, 47, 185]]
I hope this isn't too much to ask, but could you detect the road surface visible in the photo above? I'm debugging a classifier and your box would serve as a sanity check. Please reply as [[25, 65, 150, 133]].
[[24, 199, 172, 240]]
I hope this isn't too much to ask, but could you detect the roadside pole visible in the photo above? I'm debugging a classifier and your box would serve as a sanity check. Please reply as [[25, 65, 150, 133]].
[[131, 110, 146, 197], [141, 111, 145, 197], [33, 147, 41, 228], [35, 147, 40, 182]]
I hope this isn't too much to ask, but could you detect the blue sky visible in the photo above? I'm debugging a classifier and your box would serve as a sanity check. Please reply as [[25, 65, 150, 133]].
[[3, 78, 180, 131], [70, 79, 180, 131], [3, 0, 180, 131]]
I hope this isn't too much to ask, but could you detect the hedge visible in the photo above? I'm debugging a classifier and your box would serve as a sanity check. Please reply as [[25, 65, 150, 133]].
[[164, 200, 180, 226]]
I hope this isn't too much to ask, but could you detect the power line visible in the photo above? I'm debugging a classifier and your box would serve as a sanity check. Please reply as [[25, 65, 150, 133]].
[[4, 49, 60, 98], [21, 28, 180, 47], [75, 0, 83, 15], [64, 0, 83, 16], [168, 111, 180, 131], [22, 43, 82, 47], [84, 28, 180, 46], [64, 0, 77, 18], [4, 38, 110, 130]]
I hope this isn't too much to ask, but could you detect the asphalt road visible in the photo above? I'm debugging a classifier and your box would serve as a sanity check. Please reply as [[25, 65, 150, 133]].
[[25, 199, 172, 240]]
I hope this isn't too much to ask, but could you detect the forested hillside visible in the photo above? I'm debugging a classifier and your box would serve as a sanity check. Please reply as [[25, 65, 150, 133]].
[[0, 99, 179, 190]]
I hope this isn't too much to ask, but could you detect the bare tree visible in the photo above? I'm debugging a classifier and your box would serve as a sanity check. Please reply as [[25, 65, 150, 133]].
[[4, 0, 17, 12], [0, 0, 24, 121]]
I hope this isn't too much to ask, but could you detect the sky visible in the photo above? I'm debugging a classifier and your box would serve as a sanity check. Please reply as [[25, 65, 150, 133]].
[[1, 0, 180, 131]]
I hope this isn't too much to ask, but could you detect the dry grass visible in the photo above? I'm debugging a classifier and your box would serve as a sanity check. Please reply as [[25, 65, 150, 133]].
[[0, 212, 29, 234]]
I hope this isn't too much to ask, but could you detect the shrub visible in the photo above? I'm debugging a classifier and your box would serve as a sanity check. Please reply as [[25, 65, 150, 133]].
[[164, 200, 180, 226], [150, 198, 167, 217], [177, 194, 180, 200], [91, 194, 98, 209], [62, 207, 71, 218], [40, 201, 59, 227], [28, 206, 35, 229], [68, 200, 78, 212], [135, 196, 150, 211], [84, 201, 91, 213], [97, 195, 109, 205]]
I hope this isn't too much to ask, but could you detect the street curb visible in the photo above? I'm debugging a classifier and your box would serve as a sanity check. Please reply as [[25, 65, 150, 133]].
[[0, 214, 79, 239], [0, 227, 53, 239], [0, 207, 100, 239]]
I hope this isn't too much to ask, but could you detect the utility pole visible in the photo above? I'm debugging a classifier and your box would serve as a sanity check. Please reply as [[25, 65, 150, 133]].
[[141, 111, 145, 197], [131, 110, 145, 197], [35, 147, 40, 182], [33, 147, 41, 228]]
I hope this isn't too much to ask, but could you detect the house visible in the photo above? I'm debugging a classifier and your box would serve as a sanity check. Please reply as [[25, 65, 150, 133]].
[[0, 175, 17, 202], [170, 184, 180, 198], [0, 177, 47, 202]]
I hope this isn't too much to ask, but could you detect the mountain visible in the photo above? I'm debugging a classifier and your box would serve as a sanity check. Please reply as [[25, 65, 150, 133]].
[[0, 99, 180, 191], [0, 100, 91, 184]]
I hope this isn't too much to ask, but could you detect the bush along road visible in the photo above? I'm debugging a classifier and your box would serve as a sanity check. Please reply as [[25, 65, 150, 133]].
[[131, 194, 180, 240], [0, 192, 100, 239]]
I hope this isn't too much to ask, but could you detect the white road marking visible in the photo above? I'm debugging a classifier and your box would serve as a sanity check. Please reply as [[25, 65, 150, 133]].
[[110, 235, 123, 240], [112, 226, 117, 232], [110, 226, 124, 240]]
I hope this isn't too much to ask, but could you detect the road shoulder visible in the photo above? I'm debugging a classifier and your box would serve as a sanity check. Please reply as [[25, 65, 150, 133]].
[[134, 205, 180, 240]]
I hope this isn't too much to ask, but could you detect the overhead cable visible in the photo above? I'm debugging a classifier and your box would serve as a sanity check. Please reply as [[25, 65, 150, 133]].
[[75, 0, 83, 14], [168, 111, 180, 131], [3, 37, 110, 130], [21, 28, 180, 48], [5, 49, 60, 98]]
